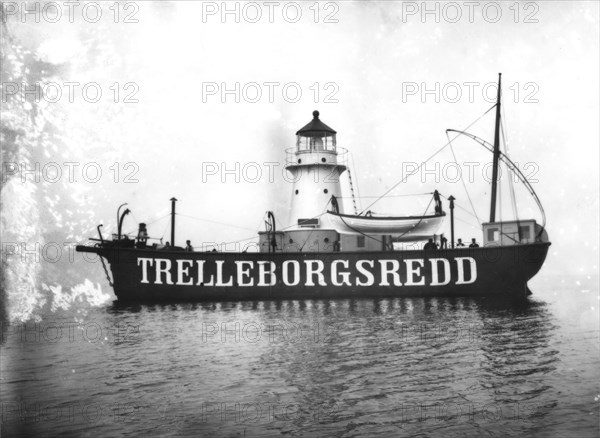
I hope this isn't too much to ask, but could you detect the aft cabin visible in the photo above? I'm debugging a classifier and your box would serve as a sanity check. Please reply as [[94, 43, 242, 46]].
[[482, 220, 549, 246]]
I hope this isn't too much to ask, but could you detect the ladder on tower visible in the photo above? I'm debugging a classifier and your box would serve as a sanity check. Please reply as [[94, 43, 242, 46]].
[[347, 161, 360, 215]]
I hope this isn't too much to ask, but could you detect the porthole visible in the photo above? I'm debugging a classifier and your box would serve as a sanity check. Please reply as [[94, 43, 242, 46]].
[[324, 189, 328, 194], [298, 159, 302, 164], [321, 157, 326, 163], [324, 237, 330, 243], [295, 189, 299, 195]]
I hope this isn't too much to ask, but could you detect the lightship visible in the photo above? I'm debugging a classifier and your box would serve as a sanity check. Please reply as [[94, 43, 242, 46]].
[[76, 74, 550, 302]]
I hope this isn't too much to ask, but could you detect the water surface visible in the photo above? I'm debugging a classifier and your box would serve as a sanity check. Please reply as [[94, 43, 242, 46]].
[[1, 276, 598, 437]]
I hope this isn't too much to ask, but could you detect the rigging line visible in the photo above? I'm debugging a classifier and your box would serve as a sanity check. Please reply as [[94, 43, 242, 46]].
[[498, 99, 518, 229], [499, 160, 503, 222], [360, 104, 497, 214], [217, 235, 260, 247], [176, 213, 257, 232], [439, 194, 481, 222], [455, 206, 481, 223], [350, 151, 363, 211], [505, 134, 519, 221], [147, 213, 171, 225], [298, 227, 317, 251], [454, 216, 481, 229], [500, 107, 520, 225], [143, 235, 168, 241], [135, 213, 171, 227], [280, 210, 329, 234], [445, 129, 546, 230], [359, 143, 449, 214], [446, 132, 482, 226], [337, 193, 432, 199], [508, 178, 519, 223], [160, 218, 170, 241], [298, 199, 333, 251], [392, 196, 436, 242], [122, 213, 171, 236], [273, 214, 287, 234], [500, 229, 521, 244], [346, 154, 359, 214]]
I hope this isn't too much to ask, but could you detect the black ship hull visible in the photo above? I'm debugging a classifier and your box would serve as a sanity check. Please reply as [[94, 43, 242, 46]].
[[76, 243, 550, 302]]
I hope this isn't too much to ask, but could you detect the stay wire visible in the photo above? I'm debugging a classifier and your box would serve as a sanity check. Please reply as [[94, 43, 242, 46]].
[[439, 193, 481, 222], [360, 104, 496, 214], [298, 198, 333, 251], [122, 213, 171, 237], [337, 192, 431, 199], [177, 213, 257, 232], [501, 104, 520, 225], [446, 131, 482, 226]]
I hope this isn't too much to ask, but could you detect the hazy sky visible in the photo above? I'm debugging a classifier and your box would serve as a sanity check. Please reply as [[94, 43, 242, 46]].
[[2, 1, 599, 313]]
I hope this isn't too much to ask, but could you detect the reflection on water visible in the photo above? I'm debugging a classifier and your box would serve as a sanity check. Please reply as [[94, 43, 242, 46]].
[[1, 292, 598, 437]]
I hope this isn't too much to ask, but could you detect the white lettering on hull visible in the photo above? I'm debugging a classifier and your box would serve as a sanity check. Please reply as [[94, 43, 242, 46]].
[[455, 257, 477, 285], [177, 259, 194, 286], [356, 260, 375, 286], [235, 261, 254, 286], [430, 258, 451, 286], [138, 257, 153, 284], [404, 259, 425, 286], [379, 260, 402, 286], [282, 260, 301, 286], [136, 257, 479, 287], [331, 260, 351, 286]]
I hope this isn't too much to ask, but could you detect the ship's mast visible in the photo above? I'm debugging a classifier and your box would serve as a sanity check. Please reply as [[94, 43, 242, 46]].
[[170, 197, 177, 245], [489, 73, 502, 223]]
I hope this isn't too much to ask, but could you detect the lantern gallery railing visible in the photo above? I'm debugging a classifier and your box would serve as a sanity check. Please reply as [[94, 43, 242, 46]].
[[284, 146, 348, 167]]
